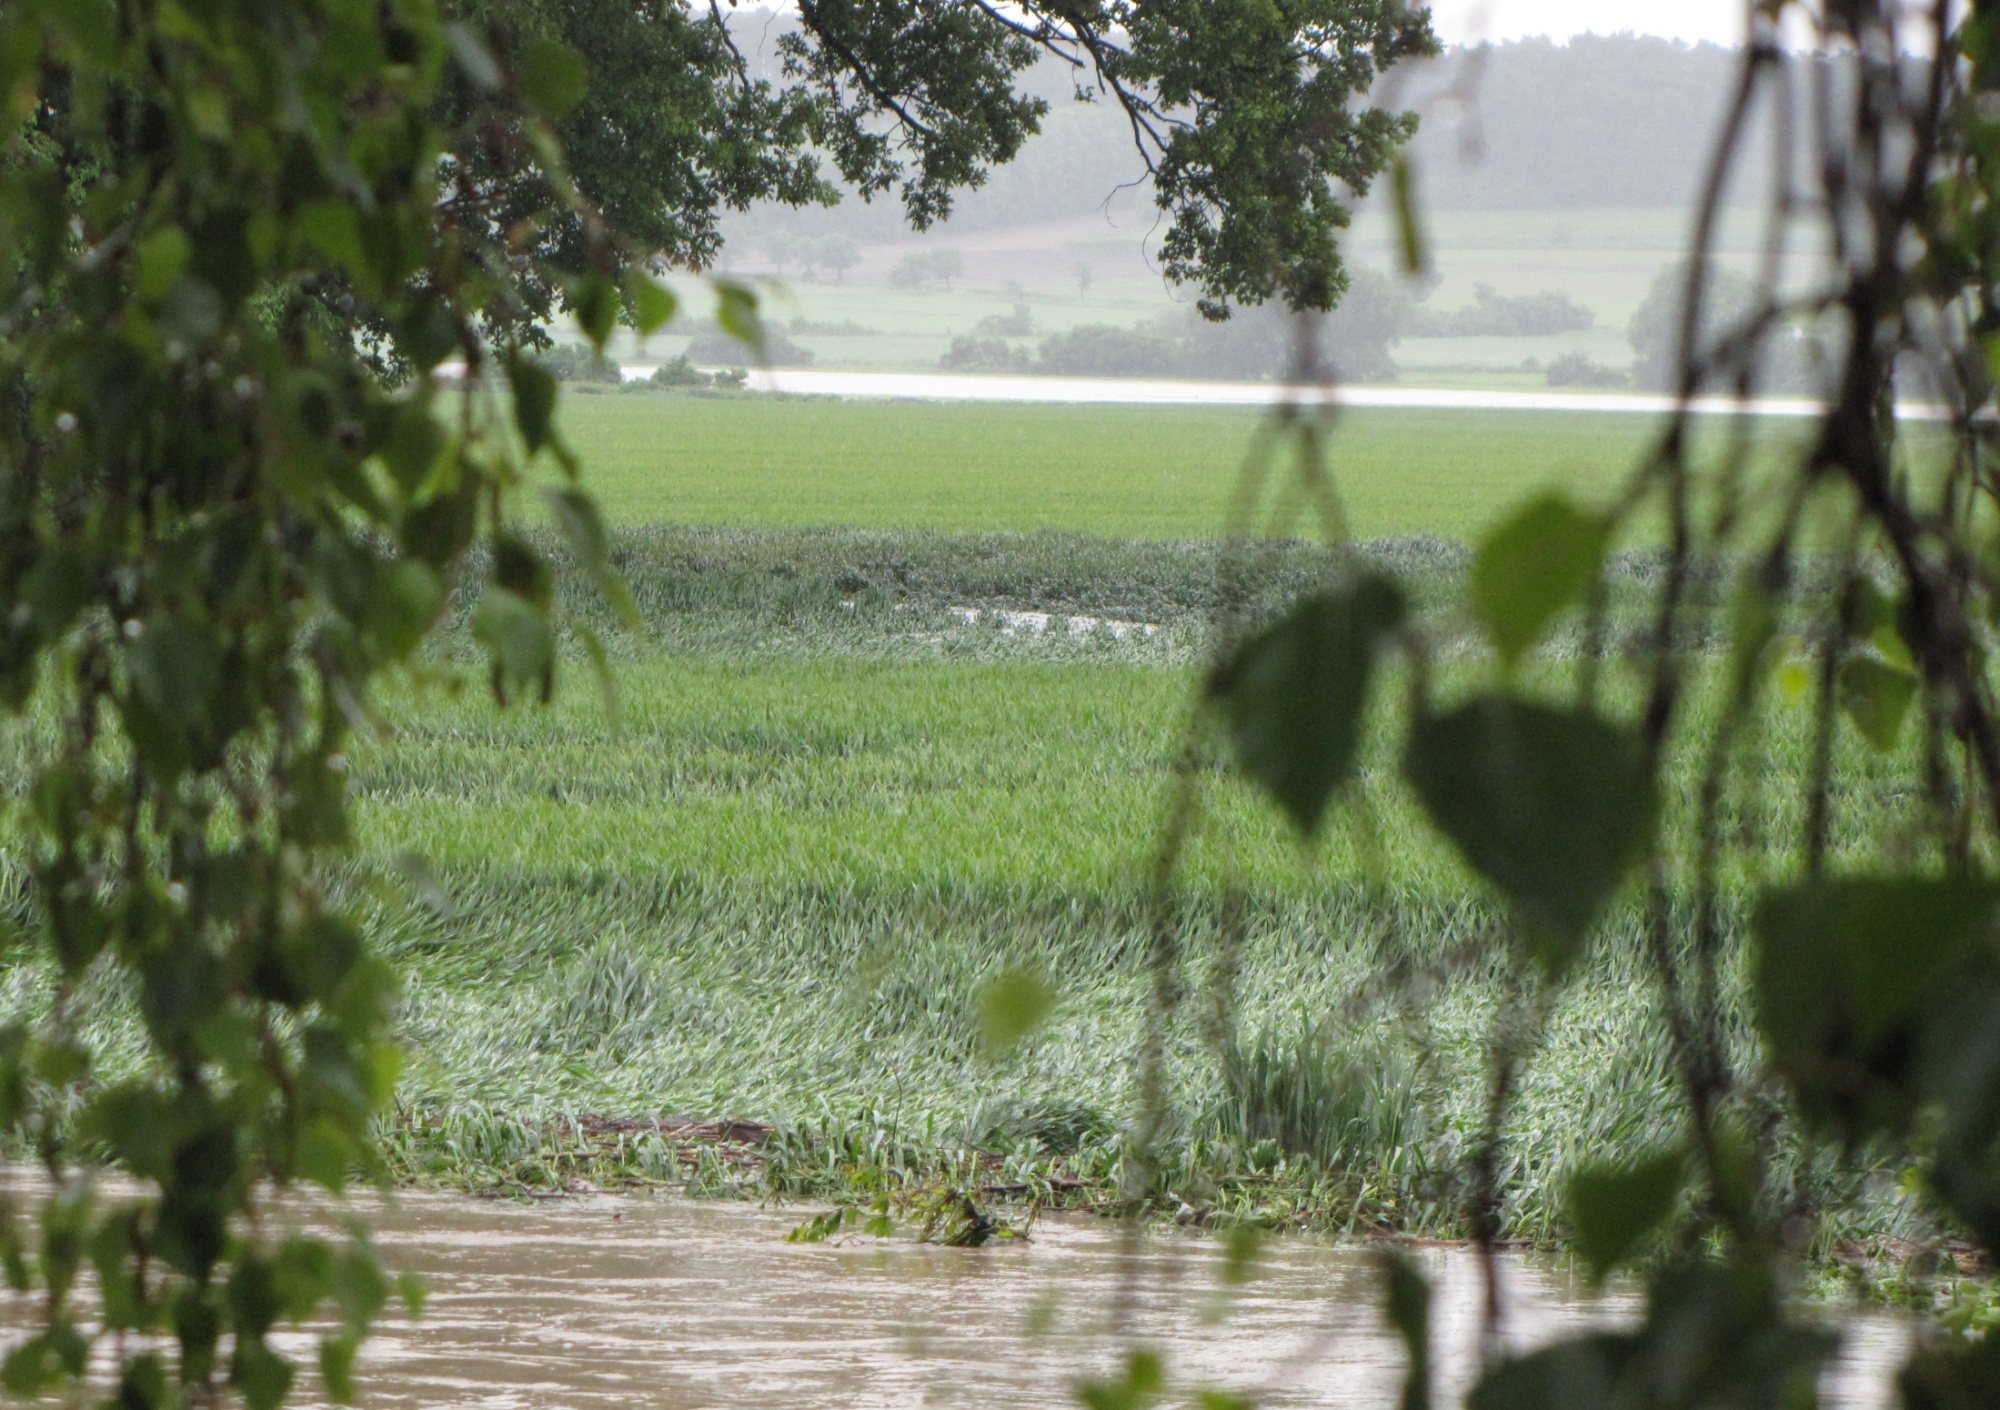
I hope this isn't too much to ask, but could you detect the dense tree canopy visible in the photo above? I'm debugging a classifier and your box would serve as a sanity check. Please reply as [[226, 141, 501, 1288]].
[[468, 0, 1438, 319], [0, 2, 1438, 1406]]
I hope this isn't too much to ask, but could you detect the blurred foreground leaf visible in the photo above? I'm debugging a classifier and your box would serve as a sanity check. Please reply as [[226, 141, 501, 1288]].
[[1379, 1251, 1431, 1410], [1837, 656, 1918, 751], [1211, 574, 1405, 836], [978, 966, 1057, 1061], [1566, 1146, 1686, 1281], [1404, 696, 1654, 971], [1470, 493, 1605, 666], [1754, 876, 2000, 1142]]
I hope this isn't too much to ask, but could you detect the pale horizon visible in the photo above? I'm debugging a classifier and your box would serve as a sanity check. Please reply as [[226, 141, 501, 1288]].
[[1427, 0, 1749, 47]]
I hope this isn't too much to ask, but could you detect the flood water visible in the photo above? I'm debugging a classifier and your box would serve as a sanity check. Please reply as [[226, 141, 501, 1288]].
[[716, 367, 1842, 418], [327, 1193, 1910, 1410]]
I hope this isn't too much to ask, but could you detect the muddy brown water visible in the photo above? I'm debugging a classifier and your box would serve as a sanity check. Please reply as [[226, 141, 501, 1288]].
[[296, 1193, 1910, 1410]]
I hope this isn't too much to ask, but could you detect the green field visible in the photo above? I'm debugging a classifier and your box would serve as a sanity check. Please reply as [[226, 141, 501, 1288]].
[[348, 505, 1913, 1242], [549, 393, 1792, 543]]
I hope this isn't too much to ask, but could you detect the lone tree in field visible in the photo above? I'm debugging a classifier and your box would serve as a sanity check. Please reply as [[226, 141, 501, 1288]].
[[817, 234, 863, 282], [0, 2, 1436, 1407]]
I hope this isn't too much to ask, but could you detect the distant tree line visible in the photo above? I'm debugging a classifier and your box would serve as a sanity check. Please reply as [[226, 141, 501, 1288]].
[[1406, 283, 1594, 336], [940, 273, 1412, 382]]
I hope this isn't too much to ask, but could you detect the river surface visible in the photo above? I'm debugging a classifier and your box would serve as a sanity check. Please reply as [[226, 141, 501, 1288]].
[[327, 1193, 1910, 1410]]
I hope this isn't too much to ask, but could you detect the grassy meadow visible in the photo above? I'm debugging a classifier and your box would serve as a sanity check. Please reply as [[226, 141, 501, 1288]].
[[0, 387, 1918, 1241], [544, 393, 1822, 544], [335, 381, 1924, 1248]]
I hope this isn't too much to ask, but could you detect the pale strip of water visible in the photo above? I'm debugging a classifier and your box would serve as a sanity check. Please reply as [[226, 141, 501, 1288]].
[[326, 1193, 1908, 1410], [613, 366, 1953, 421]]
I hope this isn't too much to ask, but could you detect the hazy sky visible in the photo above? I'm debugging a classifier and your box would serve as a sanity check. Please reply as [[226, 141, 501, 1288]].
[[1428, 0, 1747, 46]]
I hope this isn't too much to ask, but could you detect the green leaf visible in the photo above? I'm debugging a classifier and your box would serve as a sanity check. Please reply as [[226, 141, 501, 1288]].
[[1469, 1336, 1628, 1410], [1210, 575, 1405, 836], [298, 202, 366, 276], [319, 1334, 359, 1405], [1378, 1251, 1431, 1410], [1837, 655, 1918, 751], [1470, 493, 1606, 665], [364, 559, 445, 659], [544, 487, 639, 628], [136, 228, 192, 302], [1753, 876, 2000, 1140], [1080, 1349, 1165, 1410], [570, 274, 619, 352], [114, 1355, 170, 1410], [628, 274, 678, 337], [379, 400, 447, 495], [977, 965, 1057, 1061], [470, 587, 553, 704], [1404, 696, 1654, 972], [88, 1084, 173, 1178], [129, 615, 223, 729], [507, 354, 558, 455], [46, 0, 117, 64], [578, 625, 621, 732], [1391, 154, 1427, 277], [1566, 1146, 1686, 1281], [516, 36, 588, 120], [229, 1336, 292, 1408], [713, 282, 764, 358]]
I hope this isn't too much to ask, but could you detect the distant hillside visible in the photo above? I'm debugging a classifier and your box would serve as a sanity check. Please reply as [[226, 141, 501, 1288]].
[[720, 30, 1777, 248], [1394, 35, 1765, 210]]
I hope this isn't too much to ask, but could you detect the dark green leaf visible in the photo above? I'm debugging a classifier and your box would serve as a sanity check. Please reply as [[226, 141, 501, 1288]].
[[129, 615, 223, 729], [230, 1337, 292, 1410], [1837, 655, 1918, 751], [1404, 696, 1654, 971], [1753, 876, 2000, 1140], [88, 1084, 173, 1178], [1211, 575, 1405, 836], [379, 401, 447, 496], [1469, 1336, 1627, 1410], [544, 487, 639, 628], [1378, 1251, 1431, 1410], [516, 37, 588, 121], [1391, 155, 1426, 276], [507, 355, 558, 455], [47, 0, 117, 64], [364, 560, 445, 659], [470, 588, 553, 703], [977, 966, 1057, 1061], [1470, 494, 1606, 665], [1566, 1146, 1686, 1280], [570, 274, 619, 352], [578, 626, 621, 732], [714, 282, 764, 358]]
